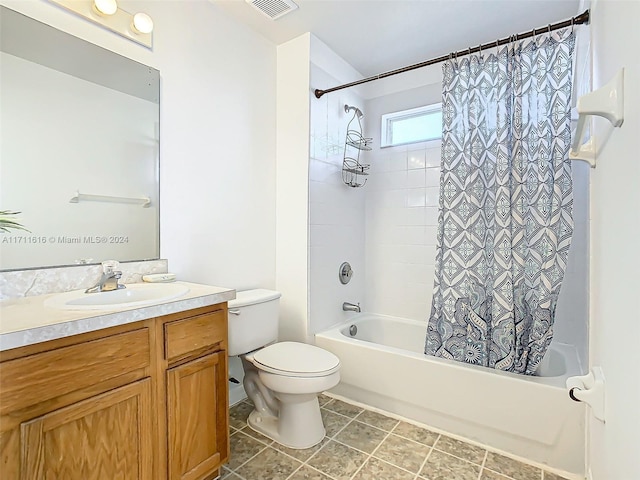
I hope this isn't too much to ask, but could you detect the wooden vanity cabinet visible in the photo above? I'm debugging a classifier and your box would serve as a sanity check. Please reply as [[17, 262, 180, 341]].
[[162, 308, 229, 480], [167, 351, 227, 480], [0, 303, 229, 480]]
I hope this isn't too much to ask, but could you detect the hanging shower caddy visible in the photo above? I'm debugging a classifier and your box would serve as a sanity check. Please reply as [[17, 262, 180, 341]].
[[342, 104, 372, 188]]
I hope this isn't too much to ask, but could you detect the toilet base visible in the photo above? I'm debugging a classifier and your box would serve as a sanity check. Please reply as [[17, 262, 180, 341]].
[[247, 394, 326, 449]]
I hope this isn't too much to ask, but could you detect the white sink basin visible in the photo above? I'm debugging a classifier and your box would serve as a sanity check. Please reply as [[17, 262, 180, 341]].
[[44, 283, 190, 311]]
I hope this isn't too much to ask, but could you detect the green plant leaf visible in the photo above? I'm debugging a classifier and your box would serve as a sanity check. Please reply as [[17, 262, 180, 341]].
[[0, 210, 31, 233]]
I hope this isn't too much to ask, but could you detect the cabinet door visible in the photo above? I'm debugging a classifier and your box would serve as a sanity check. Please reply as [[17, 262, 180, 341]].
[[20, 378, 153, 480], [167, 351, 228, 480]]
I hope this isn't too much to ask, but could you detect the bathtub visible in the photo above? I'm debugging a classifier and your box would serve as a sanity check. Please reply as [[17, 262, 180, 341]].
[[315, 313, 586, 476]]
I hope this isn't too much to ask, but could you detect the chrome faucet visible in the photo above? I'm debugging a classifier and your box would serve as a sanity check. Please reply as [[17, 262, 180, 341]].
[[86, 260, 125, 293], [342, 302, 361, 313]]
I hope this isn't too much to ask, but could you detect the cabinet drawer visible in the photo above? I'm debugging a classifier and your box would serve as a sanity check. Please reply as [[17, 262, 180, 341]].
[[164, 309, 226, 363], [0, 328, 150, 415]]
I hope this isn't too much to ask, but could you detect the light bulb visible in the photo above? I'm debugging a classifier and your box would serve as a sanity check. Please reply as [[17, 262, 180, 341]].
[[132, 12, 153, 34], [93, 0, 117, 16]]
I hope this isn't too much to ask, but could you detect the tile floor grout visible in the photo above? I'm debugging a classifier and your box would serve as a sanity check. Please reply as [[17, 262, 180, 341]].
[[414, 440, 435, 480], [476, 450, 489, 480], [343, 425, 394, 480], [225, 397, 575, 480]]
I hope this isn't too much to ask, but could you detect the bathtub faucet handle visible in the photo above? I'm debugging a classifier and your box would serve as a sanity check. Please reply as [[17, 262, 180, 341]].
[[342, 302, 361, 313]]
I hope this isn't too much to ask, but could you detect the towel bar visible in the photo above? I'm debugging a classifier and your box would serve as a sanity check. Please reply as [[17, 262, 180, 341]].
[[570, 68, 624, 167]]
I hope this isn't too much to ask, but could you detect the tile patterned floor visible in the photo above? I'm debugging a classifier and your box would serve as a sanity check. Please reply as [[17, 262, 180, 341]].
[[223, 395, 573, 480]]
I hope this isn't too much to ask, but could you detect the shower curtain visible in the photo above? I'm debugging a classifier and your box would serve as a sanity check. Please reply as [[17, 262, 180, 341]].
[[425, 28, 575, 375]]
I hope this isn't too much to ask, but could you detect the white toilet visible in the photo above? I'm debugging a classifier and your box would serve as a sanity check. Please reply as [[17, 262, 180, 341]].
[[228, 289, 340, 449]]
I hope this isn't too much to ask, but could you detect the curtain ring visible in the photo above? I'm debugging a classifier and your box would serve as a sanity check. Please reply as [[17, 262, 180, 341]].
[[478, 42, 483, 61], [571, 16, 575, 32], [548, 24, 551, 34]]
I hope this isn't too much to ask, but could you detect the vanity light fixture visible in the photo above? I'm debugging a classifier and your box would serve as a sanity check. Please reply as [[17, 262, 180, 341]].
[[93, 0, 117, 16], [46, 0, 153, 49], [132, 12, 154, 35]]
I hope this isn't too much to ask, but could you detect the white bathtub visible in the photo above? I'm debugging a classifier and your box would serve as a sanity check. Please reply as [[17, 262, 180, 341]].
[[315, 313, 586, 476]]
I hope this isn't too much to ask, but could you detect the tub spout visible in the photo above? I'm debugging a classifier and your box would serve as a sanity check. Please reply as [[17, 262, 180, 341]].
[[343, 302, 361, 313]]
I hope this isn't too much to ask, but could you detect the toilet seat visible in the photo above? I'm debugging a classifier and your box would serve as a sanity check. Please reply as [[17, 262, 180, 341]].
[[251, 341, 340, 378]]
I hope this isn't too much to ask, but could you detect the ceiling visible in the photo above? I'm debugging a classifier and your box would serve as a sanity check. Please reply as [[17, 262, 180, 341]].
[[211, 0, 582, 77]]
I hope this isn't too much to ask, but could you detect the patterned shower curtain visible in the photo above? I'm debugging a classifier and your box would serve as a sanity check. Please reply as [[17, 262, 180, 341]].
[[425, 28, 575, 375]]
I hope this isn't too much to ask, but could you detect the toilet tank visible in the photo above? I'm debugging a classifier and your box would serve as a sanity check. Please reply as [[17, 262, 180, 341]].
[[227, 289, 281, 356]]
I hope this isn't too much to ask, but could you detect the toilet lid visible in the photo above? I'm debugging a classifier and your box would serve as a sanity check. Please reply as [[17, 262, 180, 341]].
[[252, 342, 340, 377]]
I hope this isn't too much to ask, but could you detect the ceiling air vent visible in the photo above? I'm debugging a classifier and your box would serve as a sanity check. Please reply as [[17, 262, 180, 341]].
[[246, 0, 299, 20]]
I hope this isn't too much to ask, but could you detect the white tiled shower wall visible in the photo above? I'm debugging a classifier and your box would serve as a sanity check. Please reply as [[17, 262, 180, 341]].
[[308, 63, 366, 335], [362, 83, 443, 320], [364, 140, 441, 320]]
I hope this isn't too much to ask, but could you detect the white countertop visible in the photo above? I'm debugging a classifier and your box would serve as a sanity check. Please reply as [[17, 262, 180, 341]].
[[0, 281, 235, 351]]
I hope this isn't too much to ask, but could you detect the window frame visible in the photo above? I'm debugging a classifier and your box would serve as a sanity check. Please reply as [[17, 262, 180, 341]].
[[380, 103, 442, 148]]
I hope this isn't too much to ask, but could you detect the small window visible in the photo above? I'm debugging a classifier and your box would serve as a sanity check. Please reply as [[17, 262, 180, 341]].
[[380, 104, 442, 147]]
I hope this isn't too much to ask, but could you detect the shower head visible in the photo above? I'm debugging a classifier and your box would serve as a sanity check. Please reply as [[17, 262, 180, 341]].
[[344, 104, 364, 119]]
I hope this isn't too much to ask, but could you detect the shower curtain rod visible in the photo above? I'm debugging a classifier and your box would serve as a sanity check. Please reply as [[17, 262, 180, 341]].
[[314, 9, 589, 99]]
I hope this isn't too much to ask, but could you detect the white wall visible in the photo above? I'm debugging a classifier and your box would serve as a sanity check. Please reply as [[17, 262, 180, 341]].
[[588, 1, 640, 479], [1, 0, 278, 291], [276, 34, 311, 342], [151, 2, 277, 291]]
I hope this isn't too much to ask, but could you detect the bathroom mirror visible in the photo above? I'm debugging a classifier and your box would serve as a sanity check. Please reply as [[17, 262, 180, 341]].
[[0, 6, 160, 271]]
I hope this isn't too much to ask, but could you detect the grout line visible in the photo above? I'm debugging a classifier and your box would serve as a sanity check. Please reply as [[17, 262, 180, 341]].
[[320, 405, 360, 422], [302, 463, 342, 480], [352, 410, 401, 434], [388, 425, 439, 450], [477, 450, 489, 480], [241, 426, 276, 446], [414, 442, 435, 480], [371, 447, 427, 478], [482, 466, 521, 480], [430, 445, 486, 468], [226, 431, 270, 474], [221, 465, 250, 480], [346, 427, 395, 480], [269, 438, 327, 467], [284, 463, 305, 480], [326, 415, 357, 440], [331, 436, 379, 458]]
